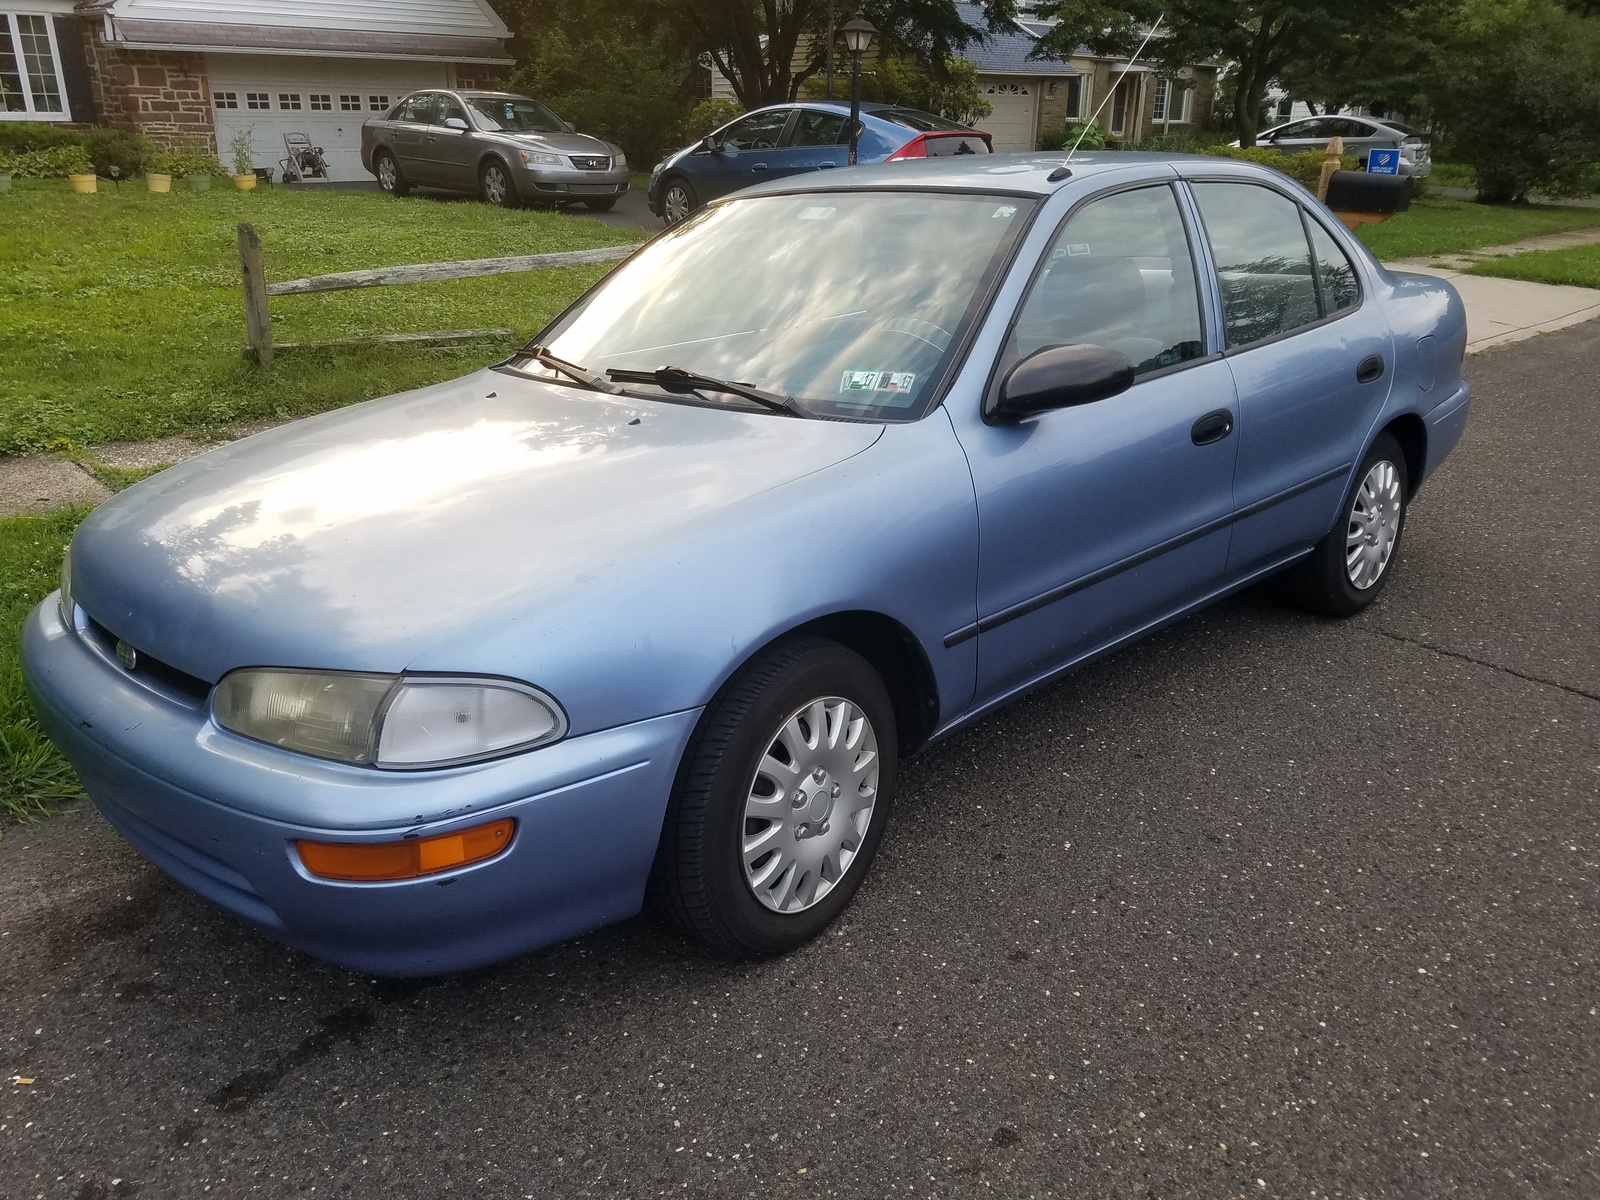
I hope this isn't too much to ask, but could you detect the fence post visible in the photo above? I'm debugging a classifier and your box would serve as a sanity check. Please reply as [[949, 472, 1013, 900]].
[[1318, 135, 1344, 202], [237, 221, 273, 364]]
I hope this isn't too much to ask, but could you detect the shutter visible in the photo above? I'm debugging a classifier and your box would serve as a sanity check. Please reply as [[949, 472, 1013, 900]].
[[53, 16, 96, 123]]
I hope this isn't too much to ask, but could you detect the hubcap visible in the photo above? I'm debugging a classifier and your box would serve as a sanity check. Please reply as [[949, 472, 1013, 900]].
[[664, 185, 690, 224], [378, 157, 395, 189], [1346, 459, 1402, 589], [485, 168, 506, 204], [741, 696, 879, 914]]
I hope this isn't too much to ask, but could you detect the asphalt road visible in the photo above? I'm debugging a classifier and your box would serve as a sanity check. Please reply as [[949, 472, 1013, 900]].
[[3, 320, 1597, 1199]]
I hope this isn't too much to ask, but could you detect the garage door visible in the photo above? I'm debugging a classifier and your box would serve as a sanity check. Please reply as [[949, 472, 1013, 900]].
[[206, 55, 449, 182], [980, 79, 1038, 153]]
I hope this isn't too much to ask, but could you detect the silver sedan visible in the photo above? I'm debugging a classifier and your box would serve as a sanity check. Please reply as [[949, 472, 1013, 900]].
[[1239, 114, 1432, 177]]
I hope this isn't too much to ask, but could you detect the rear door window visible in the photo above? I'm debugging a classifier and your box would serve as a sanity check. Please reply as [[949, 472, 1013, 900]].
[[396, 93, 436, 124], [1307, 218, 1361, 314], [787, 109, 847, 146], [1192, 182, 1321, 348]]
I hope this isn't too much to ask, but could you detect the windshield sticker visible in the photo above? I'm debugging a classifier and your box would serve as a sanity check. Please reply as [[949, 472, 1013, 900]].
[[1065, 243, 1092, 256], [799, 206, 837, 221], [993, 204, 1018, 219], [840, 370, 916, 395]]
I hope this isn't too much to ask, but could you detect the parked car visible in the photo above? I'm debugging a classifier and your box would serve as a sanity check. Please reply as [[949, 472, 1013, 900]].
[[24, 154, 1470, 976], [362, 89, 629, 210], [1237, 114, 1432, 177], [647, 100, 992, 224]]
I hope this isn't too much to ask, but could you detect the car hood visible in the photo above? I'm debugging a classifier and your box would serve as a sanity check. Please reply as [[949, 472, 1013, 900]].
[[501, 130, 620, 157], [70, 370, 882, 684]]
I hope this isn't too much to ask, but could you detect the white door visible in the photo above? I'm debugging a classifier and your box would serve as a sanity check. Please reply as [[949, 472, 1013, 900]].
[[205, 55, 449, 182], [979, 79, 1038, 153]]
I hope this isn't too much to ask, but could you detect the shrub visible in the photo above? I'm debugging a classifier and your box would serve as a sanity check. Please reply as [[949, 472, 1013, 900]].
[[0, 122, 85, 155], [83, 127, 155, 178], [166, 144, 228, 177], [1051, 118, 1105, 151], [685, 97, 745, 141], [0, 145, 93, 178], [1201, 144, 1356, 189]]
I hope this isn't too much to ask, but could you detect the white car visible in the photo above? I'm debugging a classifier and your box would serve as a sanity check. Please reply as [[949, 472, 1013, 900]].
[[1237, 115, 1432, 177]]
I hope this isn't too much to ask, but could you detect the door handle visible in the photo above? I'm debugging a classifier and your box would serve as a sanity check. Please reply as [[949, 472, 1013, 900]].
[[751, 162, 769, 171], [1191, 409, 1234, 446], [817, 162, 837, 169], [1356, 354, 1385, 383]]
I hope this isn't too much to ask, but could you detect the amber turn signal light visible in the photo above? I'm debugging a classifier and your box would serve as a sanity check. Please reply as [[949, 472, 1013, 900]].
[[297, 818, 514, 882]]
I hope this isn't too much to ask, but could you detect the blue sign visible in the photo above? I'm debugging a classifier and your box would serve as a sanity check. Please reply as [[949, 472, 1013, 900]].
[[1367, 148, 1401, 175]]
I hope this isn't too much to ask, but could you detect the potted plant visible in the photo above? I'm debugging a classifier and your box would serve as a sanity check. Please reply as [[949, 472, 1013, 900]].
[[229, 128, 256, 190], [171, 146, 223, 190], [67, 153, 97, 194], [146, 148, 174, 193], [0, 162, 11, 193]]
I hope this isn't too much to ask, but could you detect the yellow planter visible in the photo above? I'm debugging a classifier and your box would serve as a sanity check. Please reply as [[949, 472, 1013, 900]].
[[146, 172, 172, 193], [232, 173, 257, 191], [69, 173, 98, 194]]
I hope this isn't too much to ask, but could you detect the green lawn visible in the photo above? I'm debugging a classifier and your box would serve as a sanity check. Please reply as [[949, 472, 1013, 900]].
[[1, 508, 88, 818], [1354, 197, 1600, 260], [0, 179, 642, 455], [1467, 242, 1600, 290]]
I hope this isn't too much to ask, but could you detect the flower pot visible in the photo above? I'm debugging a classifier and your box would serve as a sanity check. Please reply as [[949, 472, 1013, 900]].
[[0, 172, 11, 193], [232, 173, 257, 191], [146, 172, 172, 193], [69, 173, 98, 194], [185, 175, 211, 191]]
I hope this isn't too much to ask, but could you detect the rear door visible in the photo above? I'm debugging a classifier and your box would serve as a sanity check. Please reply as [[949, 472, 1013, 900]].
[[1186, 177, 1395, 575], [388, 93, 438, 182], [779, 108, 849, 175]]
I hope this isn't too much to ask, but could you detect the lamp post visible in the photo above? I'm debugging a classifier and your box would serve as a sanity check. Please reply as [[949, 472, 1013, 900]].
[[841, 14, 876, 165]]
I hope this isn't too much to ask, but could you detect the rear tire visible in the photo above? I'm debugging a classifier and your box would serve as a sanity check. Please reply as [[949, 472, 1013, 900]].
[[1287, 432, 1409, 617], [582, 196, 619, 212], [479, 159, 519, 208], [649, 638, 897, 957], [374, 151, 409, 198]]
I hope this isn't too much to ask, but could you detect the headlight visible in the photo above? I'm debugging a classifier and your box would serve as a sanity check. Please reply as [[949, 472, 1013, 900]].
[[518, 149, 562, 166], [615, 152, 628, 170], [213, 670, 567, 769], [58, 543, 74, 625]]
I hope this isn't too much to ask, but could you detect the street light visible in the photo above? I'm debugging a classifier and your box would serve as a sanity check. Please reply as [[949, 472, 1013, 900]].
[[841, 14, 876, 165]]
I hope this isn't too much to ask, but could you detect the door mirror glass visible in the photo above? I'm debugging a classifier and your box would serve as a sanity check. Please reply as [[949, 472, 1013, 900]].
[[988, 344, 1134, 423], [443, 116, 468, 131]]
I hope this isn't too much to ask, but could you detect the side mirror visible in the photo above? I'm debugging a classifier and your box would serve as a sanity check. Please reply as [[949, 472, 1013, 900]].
[[986, 344, 1135, 424], [443, 117, 468, 131]]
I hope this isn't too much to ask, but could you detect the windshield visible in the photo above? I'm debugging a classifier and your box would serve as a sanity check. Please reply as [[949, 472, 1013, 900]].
[[465, 94, 567, 133], [527, 191, 1032, 420]]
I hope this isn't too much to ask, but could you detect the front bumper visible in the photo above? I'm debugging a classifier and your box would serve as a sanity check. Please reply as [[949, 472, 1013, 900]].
[[518, 162, 630, 200], [21, 597, 699, 975]]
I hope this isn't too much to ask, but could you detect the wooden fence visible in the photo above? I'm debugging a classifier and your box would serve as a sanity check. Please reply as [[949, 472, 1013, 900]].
[[236, 222, 635, 364]]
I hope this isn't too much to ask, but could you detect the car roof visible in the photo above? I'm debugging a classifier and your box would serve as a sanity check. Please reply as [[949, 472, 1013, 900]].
[[731, 151, 1280, 201]]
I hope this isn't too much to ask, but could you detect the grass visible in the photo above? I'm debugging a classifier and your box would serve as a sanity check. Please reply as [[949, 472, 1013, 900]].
[[0, 179, 643, 455], [1468, 243, 1600, 289], [1, 508, 88, 819], [1354, 197, 1600, 260]]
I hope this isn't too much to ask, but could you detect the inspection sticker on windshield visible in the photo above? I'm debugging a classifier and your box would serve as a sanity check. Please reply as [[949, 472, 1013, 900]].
[[840, 370, 915, 394]]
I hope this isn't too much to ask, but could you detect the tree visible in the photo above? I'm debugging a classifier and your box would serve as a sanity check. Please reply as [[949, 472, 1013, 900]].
[[799, 54, 993, 124], [1019, 0, 1446, 145]]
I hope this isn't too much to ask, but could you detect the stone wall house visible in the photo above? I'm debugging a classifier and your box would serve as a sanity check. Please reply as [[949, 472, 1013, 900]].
[[1, 0, 512, 180]]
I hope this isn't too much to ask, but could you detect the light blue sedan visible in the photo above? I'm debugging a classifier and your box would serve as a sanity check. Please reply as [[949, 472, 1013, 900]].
[[22, 154, 1470, 975]]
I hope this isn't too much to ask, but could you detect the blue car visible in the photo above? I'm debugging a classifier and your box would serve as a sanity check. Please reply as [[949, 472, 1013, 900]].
[[23, 154, 1469, 975], [647, 99, 992, 224]]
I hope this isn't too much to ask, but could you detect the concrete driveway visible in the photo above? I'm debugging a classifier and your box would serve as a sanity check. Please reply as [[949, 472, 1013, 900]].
[[2, 323, 1597, 1198]]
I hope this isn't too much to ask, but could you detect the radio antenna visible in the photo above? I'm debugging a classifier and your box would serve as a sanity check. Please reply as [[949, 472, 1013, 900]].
[[1068, 14, 1166, 159]]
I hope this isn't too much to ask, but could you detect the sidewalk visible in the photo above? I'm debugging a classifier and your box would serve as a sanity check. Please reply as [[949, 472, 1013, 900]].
[[4, 260, 1598, 520]]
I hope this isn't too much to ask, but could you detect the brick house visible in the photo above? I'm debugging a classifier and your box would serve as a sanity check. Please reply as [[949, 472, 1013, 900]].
[[957, 3, 1215, 151], [1, 0, 512, 179]]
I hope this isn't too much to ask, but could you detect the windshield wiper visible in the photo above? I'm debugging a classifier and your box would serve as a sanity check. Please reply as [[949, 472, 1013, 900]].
[[604, 366, 813, 419], [523, 344, 628, 395]]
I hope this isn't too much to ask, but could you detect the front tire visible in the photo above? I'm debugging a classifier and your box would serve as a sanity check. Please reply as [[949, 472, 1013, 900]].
[[650, 638, 897, 957], [661, 177, 696, 226], [480, 159, 519, 208], [1287, 432, 1409, 616], [374, 151, 409, 198]]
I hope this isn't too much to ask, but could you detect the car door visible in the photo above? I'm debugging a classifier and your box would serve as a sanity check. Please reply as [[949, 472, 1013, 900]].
[[388, 93, 438, 183], [427, 93, 479, 191], [948, 182, 1240, 701], [779, 108, 850, 176], [697, 108, 795, 202], [1186, 178, 1395, 575]]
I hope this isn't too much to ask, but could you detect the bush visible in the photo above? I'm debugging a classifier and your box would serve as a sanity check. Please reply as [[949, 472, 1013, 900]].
[[1201, 144, 1356, 189], [0, 145, 93, 178], [685, 97, 744, 141], [166, 144, 228, 177], [1041, 118, 1104, 152], [0, 122, 84, 155], [83, 127, 155, 178]]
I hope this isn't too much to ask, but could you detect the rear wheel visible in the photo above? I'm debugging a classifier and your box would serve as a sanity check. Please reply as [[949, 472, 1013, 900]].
[[583, 196, 619, 212], [649, 639, 897, 957], [1287, 432, 1409, 616], [661, 177, 695, 226], [480, 159, 519, 208], [374, 151, 409, 198]]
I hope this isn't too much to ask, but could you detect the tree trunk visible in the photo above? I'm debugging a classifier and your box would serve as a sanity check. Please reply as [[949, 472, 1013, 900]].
[[1235, 70, 1261, 147]]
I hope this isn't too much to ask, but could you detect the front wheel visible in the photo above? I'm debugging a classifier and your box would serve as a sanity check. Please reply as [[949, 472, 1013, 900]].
[[660, 177, 695, 226], [480, 159, 519, 208], [649, 639, 897, 957], [1287, 432, 1409, 616]]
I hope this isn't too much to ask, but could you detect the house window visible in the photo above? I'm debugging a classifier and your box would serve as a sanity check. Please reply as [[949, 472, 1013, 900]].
[[340, 94, 361, 111], [457, 78, 476, 89], [278, 93, 302, 110], [1152, 77, 1188, 123], [309, 93, 331, 110], [368, 94, 389, 111], [213, 91, 238, 110], [1062, 76, 1084, 120], [247, 92, 270, 109], [0, 11, 69, 119]]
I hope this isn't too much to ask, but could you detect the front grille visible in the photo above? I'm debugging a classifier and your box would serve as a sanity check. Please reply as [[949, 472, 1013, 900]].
[[83, 614, 212, 702], [569, 154, 609, 171]]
